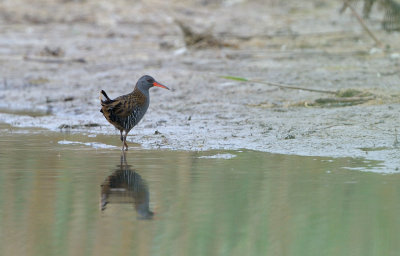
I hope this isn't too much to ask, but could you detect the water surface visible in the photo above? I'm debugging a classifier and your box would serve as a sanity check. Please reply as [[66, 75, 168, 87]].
[[0, 124, 399, 256]]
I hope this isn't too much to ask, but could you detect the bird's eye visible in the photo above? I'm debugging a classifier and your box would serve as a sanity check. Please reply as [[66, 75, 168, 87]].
[[147, 79, 152, 83]]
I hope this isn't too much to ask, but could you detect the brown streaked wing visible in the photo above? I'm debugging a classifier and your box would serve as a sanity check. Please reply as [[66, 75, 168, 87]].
[[108, 90, 146, 118]]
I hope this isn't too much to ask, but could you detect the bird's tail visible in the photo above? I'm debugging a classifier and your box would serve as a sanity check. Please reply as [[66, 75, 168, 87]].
[[100, 90, 111, 103], [100, 90, 112, 113]]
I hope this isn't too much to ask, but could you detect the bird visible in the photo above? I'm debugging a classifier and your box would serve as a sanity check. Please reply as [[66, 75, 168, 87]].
[[100, 75, 169, 151], [101, 152, 154, 219]]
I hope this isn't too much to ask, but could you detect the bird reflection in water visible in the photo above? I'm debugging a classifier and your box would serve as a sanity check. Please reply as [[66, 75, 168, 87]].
[[101, 152, 154, 220]]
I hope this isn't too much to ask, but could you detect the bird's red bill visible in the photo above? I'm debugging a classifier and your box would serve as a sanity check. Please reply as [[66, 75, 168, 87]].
[[153, 81, 170, 90]]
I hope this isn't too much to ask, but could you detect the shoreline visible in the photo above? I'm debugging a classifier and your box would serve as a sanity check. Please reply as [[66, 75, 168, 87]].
[[1, 101, 399, 174]]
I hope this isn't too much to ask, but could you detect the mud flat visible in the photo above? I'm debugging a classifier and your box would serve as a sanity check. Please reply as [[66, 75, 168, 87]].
[[1, 0, 400, 172]]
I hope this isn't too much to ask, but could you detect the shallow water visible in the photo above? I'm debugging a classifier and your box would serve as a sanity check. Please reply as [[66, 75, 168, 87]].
[[1, 124, 400, 256]]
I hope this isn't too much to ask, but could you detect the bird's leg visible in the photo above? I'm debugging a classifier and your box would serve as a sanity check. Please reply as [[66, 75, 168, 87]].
[[121, 150, 127, 166], [120, 130, 125, 151], [123, 131, 129, 151]]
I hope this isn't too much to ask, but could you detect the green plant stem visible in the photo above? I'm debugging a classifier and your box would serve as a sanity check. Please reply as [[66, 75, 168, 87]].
[[221, 76, 337, 94]]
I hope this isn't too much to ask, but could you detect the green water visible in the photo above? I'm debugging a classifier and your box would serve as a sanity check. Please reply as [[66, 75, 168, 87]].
[[0, 125, 399, 256]]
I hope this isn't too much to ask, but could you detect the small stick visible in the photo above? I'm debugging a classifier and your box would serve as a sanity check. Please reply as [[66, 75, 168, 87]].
[[221, 76, 337, 94], [394, 128, 399, 147], [343, 1, 384, 47], [24, 56, 86, 64], [315, 95, 375, 103]]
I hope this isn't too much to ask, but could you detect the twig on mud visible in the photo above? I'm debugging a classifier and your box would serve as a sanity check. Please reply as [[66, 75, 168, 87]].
[[175, 20, 235, 49], [221, 76, 337, 94], [314, 95, 375, 103], [343, 0, 384, 47], [393, 128, 400, 147], [24, 56, 86, 64], [58, 123, 101, 129]]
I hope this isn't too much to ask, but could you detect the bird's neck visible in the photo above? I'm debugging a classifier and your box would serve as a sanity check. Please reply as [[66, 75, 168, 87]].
[[134, 86, 150, 101], [132, 86, 150, 111]]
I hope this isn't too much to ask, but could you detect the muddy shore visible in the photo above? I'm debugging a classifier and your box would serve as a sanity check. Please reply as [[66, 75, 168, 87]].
[[1, 0, 400, 172]]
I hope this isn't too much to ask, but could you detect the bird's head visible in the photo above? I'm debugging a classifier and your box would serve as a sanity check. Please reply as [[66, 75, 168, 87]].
[[137, 75, 169, 91]]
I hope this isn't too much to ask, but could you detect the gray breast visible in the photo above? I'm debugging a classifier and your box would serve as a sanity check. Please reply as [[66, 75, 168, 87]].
[[123, 101, 149, 131]]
